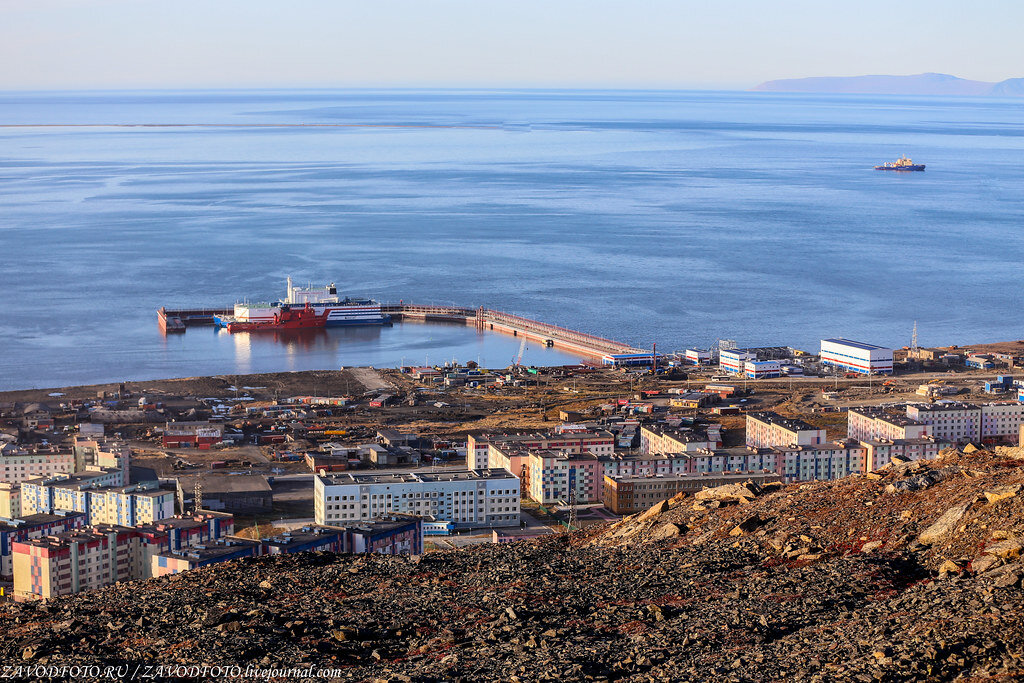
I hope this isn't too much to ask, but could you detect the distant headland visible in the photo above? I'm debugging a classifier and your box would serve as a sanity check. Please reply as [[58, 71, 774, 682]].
[[751, 72, 1024, 97]]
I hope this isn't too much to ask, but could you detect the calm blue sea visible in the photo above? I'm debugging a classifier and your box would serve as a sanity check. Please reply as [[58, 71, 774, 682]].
[[1, 89, 1022, 390]]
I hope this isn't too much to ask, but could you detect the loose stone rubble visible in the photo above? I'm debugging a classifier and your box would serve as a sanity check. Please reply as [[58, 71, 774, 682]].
[[0, 449, 1020, 681]]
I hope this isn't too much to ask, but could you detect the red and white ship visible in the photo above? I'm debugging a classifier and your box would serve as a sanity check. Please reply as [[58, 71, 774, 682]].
[[214, 278, 390, 332]]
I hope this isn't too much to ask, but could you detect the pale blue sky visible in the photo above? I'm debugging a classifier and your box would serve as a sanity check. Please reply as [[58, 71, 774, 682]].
[[2, 0, 1022, 90]]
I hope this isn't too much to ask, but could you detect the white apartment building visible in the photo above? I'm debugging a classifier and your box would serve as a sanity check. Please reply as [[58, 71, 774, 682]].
[[0, 450, 75, 484], [314, 468, 520, 529], [859, 437, 953, 471], [745, 412, 826, 448], [820, 339, 893, 375], [906, 402, 983, 443], [640, 426, 717, 454], [847, 407, 931, 442], [466, 429, 615, 470], [979, 403, 1024, 441]]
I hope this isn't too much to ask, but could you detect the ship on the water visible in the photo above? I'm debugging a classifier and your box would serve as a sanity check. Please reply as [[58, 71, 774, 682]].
[[875, 155, 925, 171], [214, 278, 391, 332]]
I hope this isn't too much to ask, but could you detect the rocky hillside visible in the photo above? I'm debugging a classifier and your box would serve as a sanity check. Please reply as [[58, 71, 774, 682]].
[[1, 449, 1022, 681]]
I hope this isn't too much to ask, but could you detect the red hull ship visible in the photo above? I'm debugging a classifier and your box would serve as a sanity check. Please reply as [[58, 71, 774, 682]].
[[223, 303, 328, 332]]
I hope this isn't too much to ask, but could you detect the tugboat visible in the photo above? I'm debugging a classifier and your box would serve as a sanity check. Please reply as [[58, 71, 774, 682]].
[[222, 302, 328, 332], [875, 155, 925, 171]]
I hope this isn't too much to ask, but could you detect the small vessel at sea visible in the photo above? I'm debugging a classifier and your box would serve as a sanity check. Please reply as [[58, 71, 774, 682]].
[[875, 155, 925, 171], [214, 278, 391, 332]]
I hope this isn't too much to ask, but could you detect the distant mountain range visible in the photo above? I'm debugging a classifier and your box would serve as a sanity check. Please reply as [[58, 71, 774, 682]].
[[752, 72, 1024, 97]]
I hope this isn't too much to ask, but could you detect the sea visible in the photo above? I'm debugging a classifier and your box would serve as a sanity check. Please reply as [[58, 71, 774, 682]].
[[1, 89, 1022, 390]]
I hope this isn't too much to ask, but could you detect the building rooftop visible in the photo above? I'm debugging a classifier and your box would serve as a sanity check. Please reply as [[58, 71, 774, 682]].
[[174, 474, 272, 494], [23, 468, 123, 490], [606, 471, 782, 484], [822, 338, 890, 352], [746, 412, 819, 432], [908, 402, 979, 412], [156, 537, 261, 562], [849, 407, 924, 427], [17, 524, 135, 549], [319, 468, 517, 486]]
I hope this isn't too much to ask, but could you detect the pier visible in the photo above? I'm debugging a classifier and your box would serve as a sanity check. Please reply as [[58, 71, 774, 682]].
[[158, 303, 646, 360]]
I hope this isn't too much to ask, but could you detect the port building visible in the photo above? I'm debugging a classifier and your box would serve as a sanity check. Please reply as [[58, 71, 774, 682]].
[[819, 339, 893, 375]]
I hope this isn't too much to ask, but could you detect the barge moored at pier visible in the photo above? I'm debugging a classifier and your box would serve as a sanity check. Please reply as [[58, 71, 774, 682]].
[[212, 278, 391, 331]]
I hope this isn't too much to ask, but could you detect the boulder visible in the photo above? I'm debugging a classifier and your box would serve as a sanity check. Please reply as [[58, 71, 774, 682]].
[[637, 500, 671, 522], [918, 503, 970, 545], [729, 515, 766, 537], [984, 540, 1022, 560], [984, 485, 1021, 505], [651, 522, 687, 541], [694, 482, 761, 505]]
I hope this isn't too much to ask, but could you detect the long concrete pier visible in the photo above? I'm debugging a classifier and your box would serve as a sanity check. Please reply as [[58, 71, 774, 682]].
[[158, 304, 646, 360]]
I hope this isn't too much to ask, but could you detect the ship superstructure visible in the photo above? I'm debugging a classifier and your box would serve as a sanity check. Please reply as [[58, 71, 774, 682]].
[[214, 278, 390, 331], [874, 155, 925, 171]]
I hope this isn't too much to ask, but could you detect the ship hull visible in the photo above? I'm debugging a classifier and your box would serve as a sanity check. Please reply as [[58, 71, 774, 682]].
[[223, 304, 329, 332], [324, 315, 392, 327], [875, 165, 925, 171]]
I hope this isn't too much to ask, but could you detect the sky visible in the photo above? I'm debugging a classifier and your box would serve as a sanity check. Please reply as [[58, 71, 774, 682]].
[[2, 0, 1022, 90]]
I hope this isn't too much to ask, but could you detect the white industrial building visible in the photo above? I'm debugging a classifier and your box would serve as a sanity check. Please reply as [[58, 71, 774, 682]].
[[744, 360, 781, 379], [719, 349, 756, 375], [820, 339, 893, 375], [314, 468, 520, 529], [685, 349, 712, 365]]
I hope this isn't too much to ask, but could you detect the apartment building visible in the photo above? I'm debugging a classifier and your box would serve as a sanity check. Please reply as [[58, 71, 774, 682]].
[[525, 451, 603, 505], [21, 473, 174, 527], [860, 437, 953, 471], [847, 407, 931, 442], [979, 403, 1024, 443], [745, 412, 826, 448], [0, 448, 74, 484], [13, 525, 139, 600], [640, 426, 719, 454], [71, 437, 130, 472], [0, 511, 87, 578], [11, 511, 233, 600], [0, 483, 21, 519], [772, 442, 867, 482], [906, 402, 983, 443], [604, 471, 783, 514], [467, 428, 615, 469], [314, 469, 520, 529], [151, 538, 262, 578]]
